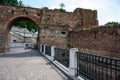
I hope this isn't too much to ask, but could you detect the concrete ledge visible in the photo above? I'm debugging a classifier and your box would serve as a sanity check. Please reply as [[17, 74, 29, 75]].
[[39, 51, 82, 80], [52, 61, 79, 80], [53, 60, 69, 74], [78, 76, 84, 80], [42, 54, 79, 80], [45, 55, 52, 60]]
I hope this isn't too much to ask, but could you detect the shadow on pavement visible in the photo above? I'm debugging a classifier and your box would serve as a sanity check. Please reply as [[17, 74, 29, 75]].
[[0, 50, 42, 58]]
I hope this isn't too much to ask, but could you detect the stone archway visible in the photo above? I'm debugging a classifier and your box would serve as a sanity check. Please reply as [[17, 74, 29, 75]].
[[0, 16, 41, 53]]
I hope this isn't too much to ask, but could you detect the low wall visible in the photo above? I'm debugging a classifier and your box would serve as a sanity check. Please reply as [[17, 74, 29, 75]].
[[10, 42, 24, 48]]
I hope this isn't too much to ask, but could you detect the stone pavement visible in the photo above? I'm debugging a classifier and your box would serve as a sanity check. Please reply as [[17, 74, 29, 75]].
[[0, 48, 68, 80]]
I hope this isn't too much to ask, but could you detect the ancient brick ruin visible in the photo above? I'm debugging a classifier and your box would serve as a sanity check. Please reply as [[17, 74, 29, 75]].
[[68, 26, 120, 58], [0, 5, 98, 53]]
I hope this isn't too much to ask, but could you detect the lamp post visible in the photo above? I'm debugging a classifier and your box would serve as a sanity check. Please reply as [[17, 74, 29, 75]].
[[31, 29, 35, 43], [31, 29, 35, 49], [24, 29, 25, 43], [24, 25, 27, 49]]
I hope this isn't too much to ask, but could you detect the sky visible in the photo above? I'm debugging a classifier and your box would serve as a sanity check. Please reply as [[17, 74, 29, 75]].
[[19, 0, 120, 25]]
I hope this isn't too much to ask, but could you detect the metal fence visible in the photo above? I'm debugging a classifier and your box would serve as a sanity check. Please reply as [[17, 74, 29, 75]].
[[54, 48, 69, 68], [77, 52, 120, 80], [45, 45, 51, 56], [41, 45, 44, 52]]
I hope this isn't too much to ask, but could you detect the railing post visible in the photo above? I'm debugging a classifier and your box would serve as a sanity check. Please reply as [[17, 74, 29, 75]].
[[40, 44, 42, 52], [69, 48, 78, 76], [43, 45, 46, 55], [51, 46, 55, 61]]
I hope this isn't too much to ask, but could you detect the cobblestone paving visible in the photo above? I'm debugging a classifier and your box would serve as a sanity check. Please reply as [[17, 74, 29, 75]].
[[0, 48, 68, 80]]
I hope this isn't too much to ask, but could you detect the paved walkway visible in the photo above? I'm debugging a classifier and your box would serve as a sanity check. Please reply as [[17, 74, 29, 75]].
[[0, 48, 68, 80]]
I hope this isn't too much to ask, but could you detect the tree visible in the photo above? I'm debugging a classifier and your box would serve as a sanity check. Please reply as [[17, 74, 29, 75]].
[[105, 22, 119, 26], [0, 0, 8, 5], [11, 0, 18, 6], [60, 3, 65, 9], [0, 0, 19, 6], [59, 3, 66, 12], [14, 20, 38, 32], [18, 0, 24, 6]]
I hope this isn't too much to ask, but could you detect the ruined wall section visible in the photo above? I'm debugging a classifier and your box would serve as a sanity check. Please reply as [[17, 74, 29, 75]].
[[41, 9, 80, 29], [39, 8, 98, 48], [0, 5, 98, 52], [39, 9, 80, 48], [68, 26, 120, 59], [39, 25, 68, 48], [74, 8, 98, 29], [41, 8, 98, 30]]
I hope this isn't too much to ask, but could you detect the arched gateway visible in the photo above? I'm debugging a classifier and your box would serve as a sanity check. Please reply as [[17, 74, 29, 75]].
[[0, 5, 98, 53]]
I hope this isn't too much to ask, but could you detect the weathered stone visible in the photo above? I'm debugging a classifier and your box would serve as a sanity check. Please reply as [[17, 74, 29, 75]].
[[0, 5, 98, 53], [68, 26, 120, 59]]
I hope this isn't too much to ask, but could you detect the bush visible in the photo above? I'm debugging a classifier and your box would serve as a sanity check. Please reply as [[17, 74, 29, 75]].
[[60, 9, 66, 12]]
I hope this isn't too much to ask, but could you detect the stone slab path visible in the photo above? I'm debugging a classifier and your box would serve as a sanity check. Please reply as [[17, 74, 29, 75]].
[[0, 48, 68, 80]]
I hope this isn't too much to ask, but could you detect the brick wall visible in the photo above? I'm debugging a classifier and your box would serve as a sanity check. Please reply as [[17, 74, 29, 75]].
[[0, 5, 98, 53], [68, 26, 120, 59], [41, 8, 98, 30], [39, 25, 68, 49]]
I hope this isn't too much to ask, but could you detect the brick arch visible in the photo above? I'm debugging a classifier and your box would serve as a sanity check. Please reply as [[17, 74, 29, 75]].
[[6, 16, 40, 33], [3, 16, 41, 52]]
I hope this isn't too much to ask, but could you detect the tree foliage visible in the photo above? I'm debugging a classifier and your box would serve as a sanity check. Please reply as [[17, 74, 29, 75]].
[[59, 3, 66, 12], [60, 3, 65, 9], [18, 0, 24, 6], [14, 20, 38, 32], [0, 0, 24, 6], [105, 22, 119, 26]]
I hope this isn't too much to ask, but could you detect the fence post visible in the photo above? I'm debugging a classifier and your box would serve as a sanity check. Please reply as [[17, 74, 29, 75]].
[[43, 45, 46, 55], [51, 46, 55, 61], [69, 48, 78, 76]]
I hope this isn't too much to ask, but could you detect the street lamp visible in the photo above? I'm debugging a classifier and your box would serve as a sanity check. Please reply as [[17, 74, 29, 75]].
[[23, 29, 26, 43], [24, 25, 27, 43], [31, 29, 35, 43], [31, 29, 35, 49], [23, 25, 27, 49]]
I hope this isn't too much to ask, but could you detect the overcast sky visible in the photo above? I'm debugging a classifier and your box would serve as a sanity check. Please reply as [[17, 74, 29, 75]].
[[20, 0, 120, 25]]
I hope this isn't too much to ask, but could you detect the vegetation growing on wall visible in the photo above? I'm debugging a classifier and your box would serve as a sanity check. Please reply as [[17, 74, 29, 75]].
[[105, 21, 119, 26], [59, 3, 66, 12]]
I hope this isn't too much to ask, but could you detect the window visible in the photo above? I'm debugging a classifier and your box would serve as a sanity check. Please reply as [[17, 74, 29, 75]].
[[13, 40, 16, 42], [61, 31, 66, 34]]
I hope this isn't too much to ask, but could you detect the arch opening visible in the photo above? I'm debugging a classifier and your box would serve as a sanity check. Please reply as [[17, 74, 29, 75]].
[[5, 17, 39, 52]]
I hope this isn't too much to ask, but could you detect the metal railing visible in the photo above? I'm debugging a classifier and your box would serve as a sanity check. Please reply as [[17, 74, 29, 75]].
[[77, 52, 120, 80], [45, 45, 51, 56], [54, 48, 69, 68], [41, 45, 44, 52]]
